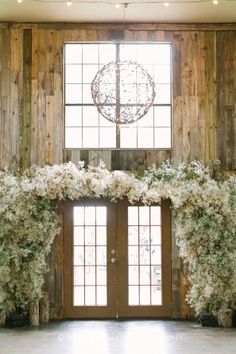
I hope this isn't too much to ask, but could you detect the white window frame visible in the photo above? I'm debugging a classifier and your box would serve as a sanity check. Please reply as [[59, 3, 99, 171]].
[[64, 42, 172, 150]]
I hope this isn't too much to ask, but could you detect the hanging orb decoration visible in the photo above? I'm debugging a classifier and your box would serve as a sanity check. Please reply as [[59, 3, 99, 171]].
[[91, 60, 156, 125]]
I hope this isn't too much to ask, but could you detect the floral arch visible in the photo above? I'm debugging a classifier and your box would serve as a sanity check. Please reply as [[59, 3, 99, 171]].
[[0, 160, 236, 325]]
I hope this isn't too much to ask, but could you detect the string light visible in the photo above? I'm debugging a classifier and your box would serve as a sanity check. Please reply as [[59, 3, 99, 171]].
[[22, 0, 236, 5]]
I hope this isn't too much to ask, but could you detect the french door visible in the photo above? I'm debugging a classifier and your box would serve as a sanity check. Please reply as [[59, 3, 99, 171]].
[[64, 199, 172, 318]]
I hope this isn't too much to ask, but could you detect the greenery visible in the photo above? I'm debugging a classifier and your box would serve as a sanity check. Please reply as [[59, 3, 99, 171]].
[[0, 160, 236, 317]]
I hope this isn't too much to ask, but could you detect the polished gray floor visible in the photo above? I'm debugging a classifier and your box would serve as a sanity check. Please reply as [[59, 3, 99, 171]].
[[0, 320, 236, 354]]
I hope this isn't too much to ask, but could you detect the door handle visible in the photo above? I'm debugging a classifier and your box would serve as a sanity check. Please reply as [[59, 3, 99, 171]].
[[110, 249, 118, 263]]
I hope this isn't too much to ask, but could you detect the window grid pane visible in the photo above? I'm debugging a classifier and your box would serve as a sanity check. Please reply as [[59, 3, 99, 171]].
[[128, 205, 163, 306], [73, 206, 107, 306], [64, 43, 172, 149]]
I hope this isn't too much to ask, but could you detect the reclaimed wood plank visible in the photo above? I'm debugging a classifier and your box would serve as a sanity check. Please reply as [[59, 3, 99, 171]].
[[54, 71, 64, 164], [88, 150, 112, 170], [0, 29, 3, 167], [22, 29, 32, 169], [37, 71, 46, 164], [204, 31, 217, 162], [45, 95, 55, 165], [111, 150, 147, 171], [51, 214, 64, 320], [146, 150, 172, 167], [10, 72, 22, 170], [9, 28, 23, 169], [52, 31, 63, 164], [10, 22, 236, 32], [216, 32, 236, 169], [0, 29, 11, 169]]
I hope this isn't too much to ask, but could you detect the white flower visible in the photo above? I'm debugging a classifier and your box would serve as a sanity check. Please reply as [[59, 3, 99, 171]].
[[0, 160, 236, 317]]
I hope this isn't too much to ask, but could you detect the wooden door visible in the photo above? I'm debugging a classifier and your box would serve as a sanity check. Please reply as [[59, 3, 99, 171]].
[[63, 199, 171, 318]]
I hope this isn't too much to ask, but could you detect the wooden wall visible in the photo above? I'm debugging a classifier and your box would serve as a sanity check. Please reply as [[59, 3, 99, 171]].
[[1, 23, 236, 172], [0, 22, 236, 320]]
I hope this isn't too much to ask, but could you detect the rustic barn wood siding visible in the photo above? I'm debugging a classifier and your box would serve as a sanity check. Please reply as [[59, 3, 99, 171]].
[[216, 31, 236, 170], [1, 23, 236, 171], [0, 23, 236, 321]]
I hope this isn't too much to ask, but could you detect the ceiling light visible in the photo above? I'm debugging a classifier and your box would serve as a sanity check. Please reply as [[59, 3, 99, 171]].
[[91, 61, 156, 125], [212, 0, 218, 3], [17, 0, 23, 3], [67, 0, 72, 6], [163, 2, 170, 6], [115, 3, 121, 8]]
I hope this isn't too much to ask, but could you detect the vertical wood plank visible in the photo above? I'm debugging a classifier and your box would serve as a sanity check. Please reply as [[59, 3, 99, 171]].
[[51, 214, 64, 320], [22, 29, 32, 169], [10, 28, 23, 169], [204, 31, 217, 162], [30, 28, 38, 165], [53, 31, 63, 164], [88, 150, 111, 170], [0, 29, 11, 169], [45, 95, 55, 164], [37, 71, 46, 164], [216, 31, 236, 169], [0, 29, 4, 167]]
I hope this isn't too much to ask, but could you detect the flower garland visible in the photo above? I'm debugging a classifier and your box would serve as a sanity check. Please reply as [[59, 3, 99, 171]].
[[0, 160, 236, 317]]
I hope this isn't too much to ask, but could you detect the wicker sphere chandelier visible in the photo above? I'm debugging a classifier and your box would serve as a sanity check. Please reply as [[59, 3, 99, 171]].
[[91, 60, 156, 125]]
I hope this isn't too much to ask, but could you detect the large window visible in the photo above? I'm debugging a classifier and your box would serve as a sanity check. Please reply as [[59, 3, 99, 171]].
[[64, 43, 172, 149]]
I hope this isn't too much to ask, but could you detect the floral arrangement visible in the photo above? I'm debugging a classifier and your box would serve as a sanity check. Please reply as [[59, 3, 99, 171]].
[[0, 160, 236, 318]]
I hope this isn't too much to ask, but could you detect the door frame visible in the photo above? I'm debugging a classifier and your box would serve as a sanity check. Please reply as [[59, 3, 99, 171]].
[[117, 198, 172, 318], [63, 198, 118, 318], [63, 198, 172, 319]]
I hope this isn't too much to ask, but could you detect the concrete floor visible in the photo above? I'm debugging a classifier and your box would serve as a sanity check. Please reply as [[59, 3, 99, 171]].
[[0, 320, 236, 354]]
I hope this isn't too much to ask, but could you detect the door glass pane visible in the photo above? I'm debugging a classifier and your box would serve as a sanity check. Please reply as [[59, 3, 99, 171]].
[[150, 206, 161, 225], [74, 266, 84, 286], [151, 265, 162, 286], [128, 246, 139, 265], [85, 227, 95, 245], [74, 287, 84, 306], [140, 266, 150, 285], [129, 286, 139, 305], [128, 226, 138, 245], [129, 266, 139, 285], [96, 226, 106, 245], [85, 287, 96, 306], [74, 246, 84, 266], [151, 226, 161, 244], [97, 246, 107, 265], [85, 266, 95, 285], [74, 226, 84, 245], [96, 207, 107, 225], [74, 207, 84, 225], [128, 205, 163, 306], [73, 206, 108, 306], [97, 266, 107, 285], [139, 206, 149, 225], [140, 246, 150, 265], [140, 286, 150, 305], [151, 286, 162, 305], [139, 226, 149, 245], [97, 286, 107, 306], [84, 206, 95, 225]]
